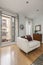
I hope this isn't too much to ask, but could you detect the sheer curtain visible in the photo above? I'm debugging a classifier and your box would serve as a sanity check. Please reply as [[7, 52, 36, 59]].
[[26, 19, 32, 36]]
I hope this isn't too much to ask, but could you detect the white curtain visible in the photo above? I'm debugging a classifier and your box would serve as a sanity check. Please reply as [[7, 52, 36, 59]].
[[26, 20, 32, 36]]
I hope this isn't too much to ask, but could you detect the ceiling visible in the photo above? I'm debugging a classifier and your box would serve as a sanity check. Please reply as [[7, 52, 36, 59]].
[[0, 0, 43, 19]]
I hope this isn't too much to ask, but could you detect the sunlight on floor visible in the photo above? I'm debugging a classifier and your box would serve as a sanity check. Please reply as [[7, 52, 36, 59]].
[[1, 47, 11, 65]]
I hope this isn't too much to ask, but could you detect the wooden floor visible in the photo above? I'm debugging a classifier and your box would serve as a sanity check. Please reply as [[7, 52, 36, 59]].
[[0, 44, 43, 65]]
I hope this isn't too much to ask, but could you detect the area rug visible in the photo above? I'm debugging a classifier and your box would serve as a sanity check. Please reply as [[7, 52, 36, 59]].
[[31, 54, 43, 65]]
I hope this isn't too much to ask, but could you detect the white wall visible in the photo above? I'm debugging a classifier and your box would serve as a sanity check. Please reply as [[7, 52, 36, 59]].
[[19, 14, 33, 37], [19, 14, 26, 36], [0, 10, 2, 46], [33, 16, 43, 43]]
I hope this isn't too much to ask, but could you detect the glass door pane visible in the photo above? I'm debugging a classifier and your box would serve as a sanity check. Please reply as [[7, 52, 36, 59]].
[[2, 15, 11, 42]]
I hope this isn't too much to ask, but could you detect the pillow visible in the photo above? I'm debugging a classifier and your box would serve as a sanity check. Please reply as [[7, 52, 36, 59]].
[[26, 35, 32, 41], [21, 35, 32, 41], [21, 35, 27, 39], [25, 35, 27, 39], [21, 36, 25, 38]]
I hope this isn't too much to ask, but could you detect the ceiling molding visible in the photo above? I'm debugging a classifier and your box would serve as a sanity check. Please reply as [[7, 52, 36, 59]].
[[25, 16, 33, 21], [0, 6, 19, 17]]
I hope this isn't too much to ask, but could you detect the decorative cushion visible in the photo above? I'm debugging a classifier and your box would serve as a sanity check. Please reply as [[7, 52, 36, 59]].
[[21, 36, 25, 38], [21, 35, 32, 41], [26, 35, 32, 41], [25, 35, 27, 39]]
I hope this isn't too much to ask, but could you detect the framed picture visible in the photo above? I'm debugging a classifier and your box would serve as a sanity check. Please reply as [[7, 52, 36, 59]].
[[35, 25, 41, 31], [20, 24, 24, 30]]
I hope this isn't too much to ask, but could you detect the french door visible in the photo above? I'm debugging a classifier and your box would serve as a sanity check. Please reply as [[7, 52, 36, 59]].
[[1, 14, 19, 45]]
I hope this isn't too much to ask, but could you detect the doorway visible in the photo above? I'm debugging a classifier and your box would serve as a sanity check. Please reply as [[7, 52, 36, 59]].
[[1, 14, 19, 46]]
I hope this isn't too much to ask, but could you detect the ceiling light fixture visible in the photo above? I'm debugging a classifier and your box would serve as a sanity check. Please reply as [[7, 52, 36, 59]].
[[26, 1, 29, 4], [36, 9, 39, 12]]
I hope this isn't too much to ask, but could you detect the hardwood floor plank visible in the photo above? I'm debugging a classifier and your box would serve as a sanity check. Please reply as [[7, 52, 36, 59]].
[[0, 44, 43, 65]]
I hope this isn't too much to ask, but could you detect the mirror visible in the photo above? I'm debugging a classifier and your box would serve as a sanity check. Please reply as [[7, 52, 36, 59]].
[[35, 25, 41, 31]]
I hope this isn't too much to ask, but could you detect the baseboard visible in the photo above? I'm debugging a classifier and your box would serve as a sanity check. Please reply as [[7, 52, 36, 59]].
[[0, 42, 16, 47]]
